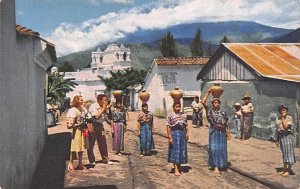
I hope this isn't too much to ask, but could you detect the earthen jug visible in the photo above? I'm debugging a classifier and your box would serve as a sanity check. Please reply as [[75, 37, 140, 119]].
[[210, 83, 223, 98], [113, 90, 122, 99], [170, 86, 183, 103], [139, 90, 150, 103]]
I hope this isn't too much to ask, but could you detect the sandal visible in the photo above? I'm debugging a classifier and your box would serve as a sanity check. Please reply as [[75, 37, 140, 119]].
[[67, 163, 75, 172]]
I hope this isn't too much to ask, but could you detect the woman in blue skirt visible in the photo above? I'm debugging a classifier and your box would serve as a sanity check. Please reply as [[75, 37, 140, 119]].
[[207, 97, 229, 175], [137, 103, 155, 157], [167, 102, 189, 176]]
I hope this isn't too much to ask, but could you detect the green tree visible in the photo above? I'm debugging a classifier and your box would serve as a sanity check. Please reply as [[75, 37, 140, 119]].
[[48, 73, 77, 105], [207, 41, 213, 56], [159, 31, 178, 57], [220, 35, 230, 44], [99, 68, 147, 106], [99, 68, 147, 92], [59, 61, 74, 72], [190, 28, 203, 57]]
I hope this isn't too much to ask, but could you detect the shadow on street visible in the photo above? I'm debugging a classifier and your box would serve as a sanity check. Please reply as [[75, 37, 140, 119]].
[[30, 132, 71, 189], [66, 186, 118, 189]]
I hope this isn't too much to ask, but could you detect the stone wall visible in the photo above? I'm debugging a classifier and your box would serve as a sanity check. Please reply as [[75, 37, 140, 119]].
[[201, 80, 300, 146]]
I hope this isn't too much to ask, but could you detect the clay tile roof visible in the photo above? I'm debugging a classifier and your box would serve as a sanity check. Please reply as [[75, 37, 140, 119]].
[[154, 57, 210, 66], [16, 24, 55, 47], [16, 24, 40, 36], [223, 43, 300, 82]]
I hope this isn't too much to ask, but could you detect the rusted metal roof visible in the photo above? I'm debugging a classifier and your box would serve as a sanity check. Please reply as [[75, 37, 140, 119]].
[[224, 43, 300, 82], [154, 57, 209, 66]]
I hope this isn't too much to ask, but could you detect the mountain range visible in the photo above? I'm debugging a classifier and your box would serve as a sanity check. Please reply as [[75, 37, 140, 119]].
[[57, 21, 297, 70]]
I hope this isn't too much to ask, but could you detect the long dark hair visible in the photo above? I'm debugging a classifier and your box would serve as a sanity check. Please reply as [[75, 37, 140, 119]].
[[173, 102, 181, 108]]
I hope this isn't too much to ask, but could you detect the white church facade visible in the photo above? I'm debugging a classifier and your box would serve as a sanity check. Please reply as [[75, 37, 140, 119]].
[[64, 44, 131, 101]]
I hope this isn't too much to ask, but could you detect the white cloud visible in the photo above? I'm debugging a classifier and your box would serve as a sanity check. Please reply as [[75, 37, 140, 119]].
[[48, 0, 300, 56], [103, 0, 134, 4], [88, 0, 134, 5]]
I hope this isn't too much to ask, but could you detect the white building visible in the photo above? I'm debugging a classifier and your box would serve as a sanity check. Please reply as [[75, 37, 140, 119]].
[[140, 57, 209, 117], [64, 43, 131, 101], [0, 0, 57, 188]]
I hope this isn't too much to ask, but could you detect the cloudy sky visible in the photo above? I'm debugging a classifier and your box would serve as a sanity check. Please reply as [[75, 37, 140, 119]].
[[16, 0, 300, 56]]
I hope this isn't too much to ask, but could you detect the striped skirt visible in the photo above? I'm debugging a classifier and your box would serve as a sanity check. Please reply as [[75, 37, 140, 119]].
[[140, 123, 155, 152], [209, 128, 227, 169], [168, 129, 188, 164], [112, 122, 125, 152], [279, 132, 296, 165]]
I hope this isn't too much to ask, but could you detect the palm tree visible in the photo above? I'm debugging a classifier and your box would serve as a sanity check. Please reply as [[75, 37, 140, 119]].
[[48, 73, 77, 105]]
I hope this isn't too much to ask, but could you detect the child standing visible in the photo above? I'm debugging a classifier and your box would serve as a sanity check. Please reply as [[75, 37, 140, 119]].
[[276, 104, 296, 177], [241, 94, 254, 140], [233, 103, 242, 139]]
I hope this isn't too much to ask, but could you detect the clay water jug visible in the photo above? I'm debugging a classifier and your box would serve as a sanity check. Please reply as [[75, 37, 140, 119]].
[[210, 83, 223, 98], [139, 90, 150, 103], [112, 90, 122, 99], [170, 86, 183, 103]]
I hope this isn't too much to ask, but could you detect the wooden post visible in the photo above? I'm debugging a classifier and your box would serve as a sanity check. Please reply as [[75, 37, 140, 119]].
[[295, 88, 300, 148]]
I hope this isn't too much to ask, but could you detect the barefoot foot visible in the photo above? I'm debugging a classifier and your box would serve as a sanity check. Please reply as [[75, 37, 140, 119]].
[[67, 163, 75, 172]]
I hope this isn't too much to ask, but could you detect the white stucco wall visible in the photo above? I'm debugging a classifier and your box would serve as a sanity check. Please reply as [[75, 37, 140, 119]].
[[66, 80, 106, 101], [0, 1, 54, 188], [140, 63, 204, 116]]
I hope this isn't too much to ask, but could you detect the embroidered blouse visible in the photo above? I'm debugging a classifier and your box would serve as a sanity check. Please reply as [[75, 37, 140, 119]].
[[166, 112, 187, 128], [138, 111, 153, 125], [112, 106, 126, 123], [66, 107, 87, 128], [207, 108, 228, 126]]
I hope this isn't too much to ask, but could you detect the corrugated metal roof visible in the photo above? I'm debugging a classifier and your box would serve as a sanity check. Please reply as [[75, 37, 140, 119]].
[[154, 57, 209, 66], [224, 43, 300, 82]]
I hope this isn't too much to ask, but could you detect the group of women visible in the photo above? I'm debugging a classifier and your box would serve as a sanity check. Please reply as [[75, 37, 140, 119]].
[[66, 91, 296, 178], [166, 88, 296, 177]]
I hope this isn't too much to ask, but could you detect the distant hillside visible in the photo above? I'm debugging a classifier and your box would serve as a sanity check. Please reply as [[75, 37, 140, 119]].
[[273, 28, 300, 43], [121, 21, 291, 44], [57, 42, 218, 70], [57, 50, 92, 70], [57, 21, 291, 70], [127, 44, 161, 69]]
